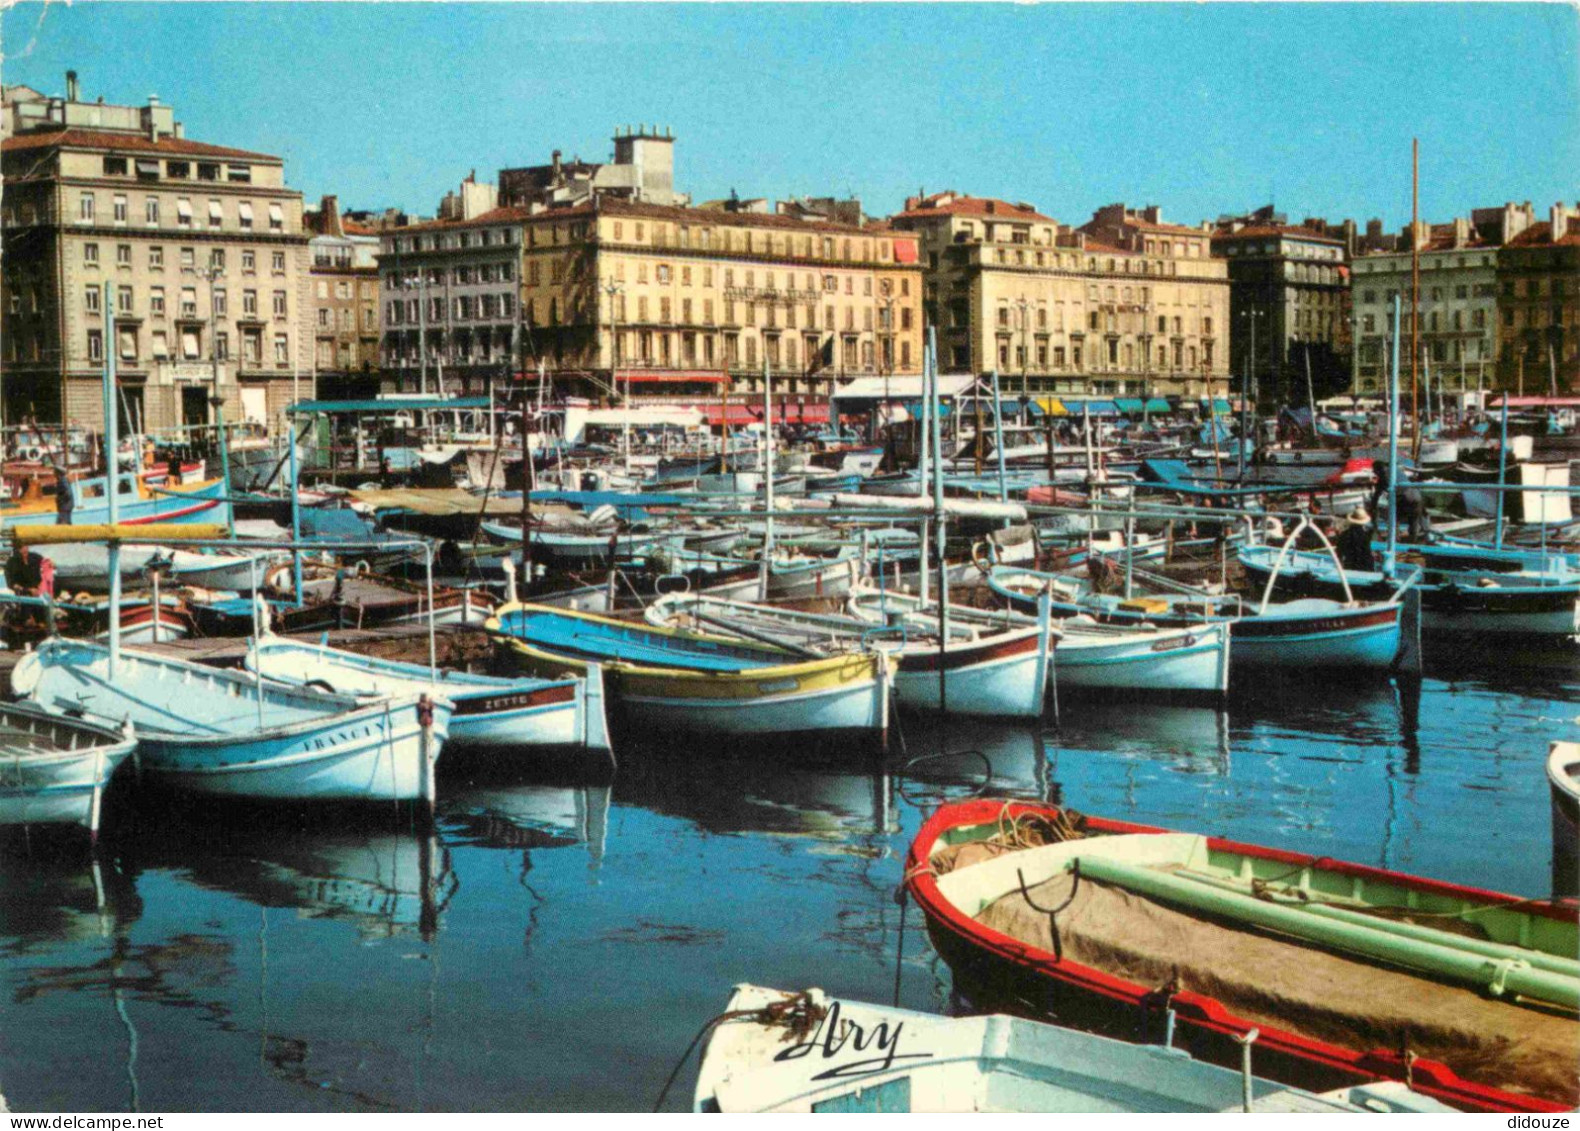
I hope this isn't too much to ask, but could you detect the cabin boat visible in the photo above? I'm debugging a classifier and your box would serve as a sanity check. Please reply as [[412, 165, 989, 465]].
[[0, 470, 229, 530], [486, 603, 891, 741], [14, 638, 452, 803], [904, 798, 1578, 1113], [0, 702, 136, 835], [693, 985, 1455, 1113]]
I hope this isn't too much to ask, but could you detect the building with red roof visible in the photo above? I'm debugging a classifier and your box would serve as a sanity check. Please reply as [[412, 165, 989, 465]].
[[1, 71, 311, 434], [889, 194, 1229, 398]]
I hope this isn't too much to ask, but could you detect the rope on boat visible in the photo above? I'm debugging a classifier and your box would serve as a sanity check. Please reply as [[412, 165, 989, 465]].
[[651, 989, 828, 1112]]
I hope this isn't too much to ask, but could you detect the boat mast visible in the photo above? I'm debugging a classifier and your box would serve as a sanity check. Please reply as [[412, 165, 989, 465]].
[[991, 366, 1008, 503], [104, 281, 122, 676], [1410, 138, 1421, 462], [759, 357, 774, 601], [929, 328, 949, 704], [1385, 294, 1401, 576]]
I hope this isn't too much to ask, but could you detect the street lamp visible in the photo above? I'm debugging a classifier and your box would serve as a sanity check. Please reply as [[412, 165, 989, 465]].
[[1014, 296, 1032, 400]]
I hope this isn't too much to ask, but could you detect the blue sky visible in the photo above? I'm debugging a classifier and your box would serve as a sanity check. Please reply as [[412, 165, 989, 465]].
[[5, 3, 1576, 230]]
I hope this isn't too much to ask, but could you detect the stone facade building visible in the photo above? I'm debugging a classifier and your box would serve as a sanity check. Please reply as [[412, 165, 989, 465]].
[[305, 195, 383, 399], [499, 128, 685, 211], [890, 194, 1230, 398], [1496, 202, 1580, 393], [1211, 208, 1350, 403], [379, 195, 923, 404], [0, 76, 310, 434], [1348, 203, 1534, 396]]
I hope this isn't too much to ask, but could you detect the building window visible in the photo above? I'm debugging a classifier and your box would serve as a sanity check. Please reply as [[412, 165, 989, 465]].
[[238, 202, 254, 229], [79, 193, 96, 223], [118, 328, 137, 361], [272, 291, 288, 317], [272, 252, 286, 273], [85, 287, 102, 314], [181, 288, 198, 317], [152, 331, 169, 358], [116, 243, 132, 266], [150, 288, 165, 317], [243, 290, 258, 316], [87, 330, 103, 360], [117, 285, 134, 314], [214, 289, 227, 316], [274, 334, 289, 363], [242, 250, 256, 272], [180, 247, 195, 269], [210, 248, 226, 270], [268, 203, 285, 232], [176, 198, 193, 227], [84, 243, 100, 266], [215, 332, 229, 360]]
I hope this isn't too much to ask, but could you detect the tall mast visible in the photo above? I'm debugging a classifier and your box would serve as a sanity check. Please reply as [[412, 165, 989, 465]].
[[1410, 138, 1421, 460]]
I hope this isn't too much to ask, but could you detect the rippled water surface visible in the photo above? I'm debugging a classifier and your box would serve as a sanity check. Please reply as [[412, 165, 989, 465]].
[[1, 657, 1575, 1111]]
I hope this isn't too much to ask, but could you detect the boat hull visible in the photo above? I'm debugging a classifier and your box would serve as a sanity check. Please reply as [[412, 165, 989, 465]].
[[15, 640, 451, 803], [1229, 604, 1401, 670], [894, 630, 1049, 719], [0, 707, 135, 830], [1551, 742, 1580, 899], [906, 799, 1576, 1114], [1055, 624, 1230, 695]]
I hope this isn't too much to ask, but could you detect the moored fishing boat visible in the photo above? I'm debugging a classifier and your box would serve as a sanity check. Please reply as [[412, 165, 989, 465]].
[[0, 702, 135, 835], [692, 985, 1456, 1113], [989, 565, 1404, 672], [13, 638, 452, 803], [485, 603, 890, 740], [41, 542, 288, 593], [645, 591, 1052, 719], [904, 798, 1579, 1112], [1239, 544, 1580, 639], [245, 634, 609, 754]]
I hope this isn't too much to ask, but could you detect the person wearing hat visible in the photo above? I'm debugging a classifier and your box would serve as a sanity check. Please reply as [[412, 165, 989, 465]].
[[1335, 506, 1376, 574]]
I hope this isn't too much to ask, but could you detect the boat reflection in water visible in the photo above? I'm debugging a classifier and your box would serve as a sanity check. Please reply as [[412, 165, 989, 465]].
[[442, 779, 612, 868], [1050, 700, 1232, 777], [113, 811, 456, 943], [0, 849, 139, 953]]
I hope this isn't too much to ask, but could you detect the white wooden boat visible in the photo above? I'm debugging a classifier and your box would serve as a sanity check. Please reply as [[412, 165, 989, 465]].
[[45, 542, 287, 592], [1551, 741, 1580, 899], [13, 639, 452, 803], [0, 702, 135, 835], [850, 587, 1231, 697], [245, 635, 609, 754], [646, 592, 1053, 719], [693, 985, 1455, 1113]]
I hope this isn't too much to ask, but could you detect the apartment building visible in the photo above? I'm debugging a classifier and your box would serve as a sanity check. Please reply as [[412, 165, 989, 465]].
[[379, 194, 923, 403], [890, 194, 1229, 398], [0, 75, 311, 433], [1212, 207, 1350, 402], [1496, 202, 1580, 393], [1347, 204, 1533, 395], [305, 195, 383, 399]]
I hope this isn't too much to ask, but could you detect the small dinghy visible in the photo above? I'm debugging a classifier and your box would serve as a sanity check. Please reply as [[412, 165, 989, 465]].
[[905, 799, 1579, 1112], [692, 985, 1455, 1113], [245, 634, 610, 755], [14, 639, 452, 804], [0, 702, 135, 836]]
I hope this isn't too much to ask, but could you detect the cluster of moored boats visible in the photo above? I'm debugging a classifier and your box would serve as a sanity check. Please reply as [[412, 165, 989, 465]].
[[0, 343, 1574, 1113]]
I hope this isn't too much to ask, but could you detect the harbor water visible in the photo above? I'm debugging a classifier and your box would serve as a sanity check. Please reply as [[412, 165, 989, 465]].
[[0, 656, 1574, 1111]]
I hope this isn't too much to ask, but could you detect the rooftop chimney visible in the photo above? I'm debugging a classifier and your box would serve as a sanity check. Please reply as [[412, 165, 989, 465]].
[[65, 70, 79, 102], [320, 194, 343, 238], [551, 149, 562, 178], [1552, 203, 1569, 244]]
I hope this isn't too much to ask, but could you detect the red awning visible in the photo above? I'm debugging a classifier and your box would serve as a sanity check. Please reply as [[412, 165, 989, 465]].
[[619, 371, 728, 385], [893, 240, 919, 265], [696, 402, 831, 425]]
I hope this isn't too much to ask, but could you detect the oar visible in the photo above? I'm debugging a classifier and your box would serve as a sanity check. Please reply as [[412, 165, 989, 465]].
[[686, 609, 826, 660]]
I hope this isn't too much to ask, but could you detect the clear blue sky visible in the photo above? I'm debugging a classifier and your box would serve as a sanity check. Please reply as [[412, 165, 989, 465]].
[[4, 2, 1576, 231]]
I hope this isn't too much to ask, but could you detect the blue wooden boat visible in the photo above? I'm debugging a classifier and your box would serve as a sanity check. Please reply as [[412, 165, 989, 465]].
[[988, 566, 1404, 672], [13, 639, 452, 803], [486, 603, 891, 740], [1239, 545, 1580, 639], [0, 471, 230, 530], [0, 701, 136, 835], [245, 635, 609, 754]]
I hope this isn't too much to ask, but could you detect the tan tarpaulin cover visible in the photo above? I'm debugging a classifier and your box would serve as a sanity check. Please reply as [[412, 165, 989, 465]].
[[976, 871, 1579, 1106], [347, 488, 575, 522]]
